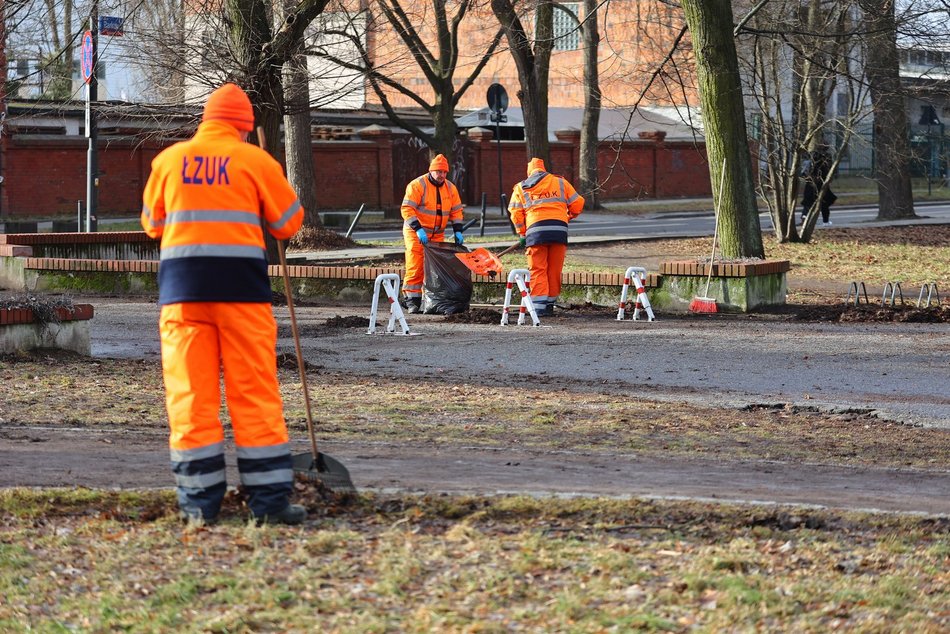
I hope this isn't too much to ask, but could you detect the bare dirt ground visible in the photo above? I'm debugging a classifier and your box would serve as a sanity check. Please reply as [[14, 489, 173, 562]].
[[2, 234, 949, 517]]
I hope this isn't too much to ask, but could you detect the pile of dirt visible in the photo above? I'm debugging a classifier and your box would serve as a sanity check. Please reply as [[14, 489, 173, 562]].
[[792, 303, 950, 323], [560, 302, 617, 316], [324, 315, 372, 328], [276, 351, 318, 370], [443, 308, 503, 324], [289, 225, 357, 251]]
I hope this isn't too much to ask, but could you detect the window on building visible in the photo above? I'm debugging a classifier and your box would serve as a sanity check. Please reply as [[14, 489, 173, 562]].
[[552, 3, 580, 51], [836, 92, 849, 117]]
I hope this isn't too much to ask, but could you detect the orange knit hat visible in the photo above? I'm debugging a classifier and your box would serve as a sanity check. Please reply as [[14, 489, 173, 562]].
[[202, 83, 255, 131], [429, 154, 450, 172], [527, 157, 546, 175]]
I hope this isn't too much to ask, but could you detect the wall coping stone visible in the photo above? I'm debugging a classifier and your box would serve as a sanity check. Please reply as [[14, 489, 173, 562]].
[[660, 259, 791, 277], [0, 232, 153, 245], [11, 255, 660, 289]]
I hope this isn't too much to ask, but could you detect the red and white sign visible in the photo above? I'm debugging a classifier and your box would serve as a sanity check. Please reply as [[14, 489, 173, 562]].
[[80, 31, 94, 83]]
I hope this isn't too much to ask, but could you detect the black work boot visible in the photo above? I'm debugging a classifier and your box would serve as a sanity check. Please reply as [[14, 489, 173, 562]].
[[256, 503, 307, 526], [405, 298, 422, 314]]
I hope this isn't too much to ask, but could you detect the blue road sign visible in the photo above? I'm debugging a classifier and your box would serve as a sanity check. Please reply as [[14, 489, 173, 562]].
[[99, 16, 124, 37]]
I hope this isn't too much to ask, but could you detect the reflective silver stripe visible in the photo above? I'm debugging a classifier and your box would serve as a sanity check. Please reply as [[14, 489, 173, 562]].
[[166, 210, 261, 226], [403, 218, 418, 229], [160, 244, 267, 260], [170, 441, 226, 463], [268, 200, 301, 230], [450, 204, 464, 212], [175, 469, 227, 488], [402, 198, 421, 211], [141, 207, 164, 229], [240, 469, 294, 486], [509, 202, 524, 210], [413, 207, 446, 219], [566, 193, 580, 204], [526, 225, 568, 237], [235, 443, 290, 460]]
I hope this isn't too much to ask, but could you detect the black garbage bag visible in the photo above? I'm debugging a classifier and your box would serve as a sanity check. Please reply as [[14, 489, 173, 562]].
[[421, 242, 472, 315]]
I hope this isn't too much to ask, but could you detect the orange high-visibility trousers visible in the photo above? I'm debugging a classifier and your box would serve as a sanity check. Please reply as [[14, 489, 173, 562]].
[[159, 302, 292, 518], [402, 228, 446, 299], [526, 243, 567, 305], [160, 302, 288, 451]]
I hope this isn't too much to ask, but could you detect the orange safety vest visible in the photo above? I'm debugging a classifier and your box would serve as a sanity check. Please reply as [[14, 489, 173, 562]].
[[401, 175, 464, 239], [509, 171, 584, 246], [141, 121, 303, 305]]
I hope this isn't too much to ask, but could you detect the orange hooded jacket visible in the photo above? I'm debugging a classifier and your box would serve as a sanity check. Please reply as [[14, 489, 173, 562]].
[[508, 158, 584, 246], [141, 112, 302, 305], [400, 154, 464, 240]]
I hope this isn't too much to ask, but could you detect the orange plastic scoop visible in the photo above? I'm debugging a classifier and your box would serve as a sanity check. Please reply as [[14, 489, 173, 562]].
[[455, 247, 505, 278]]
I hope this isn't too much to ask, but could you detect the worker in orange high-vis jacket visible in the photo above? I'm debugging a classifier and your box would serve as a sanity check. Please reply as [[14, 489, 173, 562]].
[[141, 83, 306, 526], [400, 153, 465, 313], [508, 158, 585, 316]]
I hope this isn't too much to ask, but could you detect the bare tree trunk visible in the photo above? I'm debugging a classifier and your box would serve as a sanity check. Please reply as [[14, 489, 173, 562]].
[[579, 0, 600, 209], [681, 0, 764, 259], [228, 0, 283, 262], [491, 0, 552, 164], [281, 6, 321, 228], [859, 0, 915, 220]]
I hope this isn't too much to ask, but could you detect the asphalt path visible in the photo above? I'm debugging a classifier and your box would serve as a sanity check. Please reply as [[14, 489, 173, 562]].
[[91, 301, 950, 430], [347, 201, 950, 242], [69, 300, 949, 515]]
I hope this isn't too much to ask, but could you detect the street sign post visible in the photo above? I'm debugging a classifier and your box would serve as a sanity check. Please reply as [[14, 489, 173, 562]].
[[487, 83, 510, 224]]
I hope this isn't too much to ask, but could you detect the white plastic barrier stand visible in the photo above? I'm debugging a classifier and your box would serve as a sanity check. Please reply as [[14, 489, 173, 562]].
[[500, 268, 541, 326], [616, 266, 656, 321], [367, 273, 413, 335]]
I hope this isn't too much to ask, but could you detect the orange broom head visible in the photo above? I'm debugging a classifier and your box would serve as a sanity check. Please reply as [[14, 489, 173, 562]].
[[455, 248, 504, 277], [689, 296, 718, 314]]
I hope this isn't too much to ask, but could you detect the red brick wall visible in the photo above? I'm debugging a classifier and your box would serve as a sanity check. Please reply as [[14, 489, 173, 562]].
[[1, 130, 712, 218], [3, 136, 162, 218]]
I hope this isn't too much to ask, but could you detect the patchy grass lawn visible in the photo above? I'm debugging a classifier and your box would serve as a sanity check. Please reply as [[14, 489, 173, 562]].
[[1, 488, 947, 632]]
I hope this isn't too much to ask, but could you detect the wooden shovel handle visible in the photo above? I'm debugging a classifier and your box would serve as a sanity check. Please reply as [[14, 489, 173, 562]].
[[497, 241, 523, 258]]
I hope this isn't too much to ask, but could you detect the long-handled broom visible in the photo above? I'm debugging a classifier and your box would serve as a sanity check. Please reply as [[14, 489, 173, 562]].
[[256, 127, 355, 494], [689, 157, 727, 314]]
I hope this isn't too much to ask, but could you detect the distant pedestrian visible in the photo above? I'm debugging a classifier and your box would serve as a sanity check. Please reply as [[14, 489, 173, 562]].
[[141, 83, 307, 526], [508, 158, 585, 316], [400, 153, 465, 313], [800, 147, 837, 226]]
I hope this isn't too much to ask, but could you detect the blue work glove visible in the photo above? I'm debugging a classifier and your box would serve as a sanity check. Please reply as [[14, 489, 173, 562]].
[[415, 228, 428, 244], [454, 231, 465, 245], [518, 236, 526, 248]]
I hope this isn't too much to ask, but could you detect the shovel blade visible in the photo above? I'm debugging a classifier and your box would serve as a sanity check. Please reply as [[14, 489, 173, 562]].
[[455, 248, 504, 277], [292, 451, 357, 495]]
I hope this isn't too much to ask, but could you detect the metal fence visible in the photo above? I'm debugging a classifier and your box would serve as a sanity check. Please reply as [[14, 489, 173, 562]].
[[832, 121, 950, 182]]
